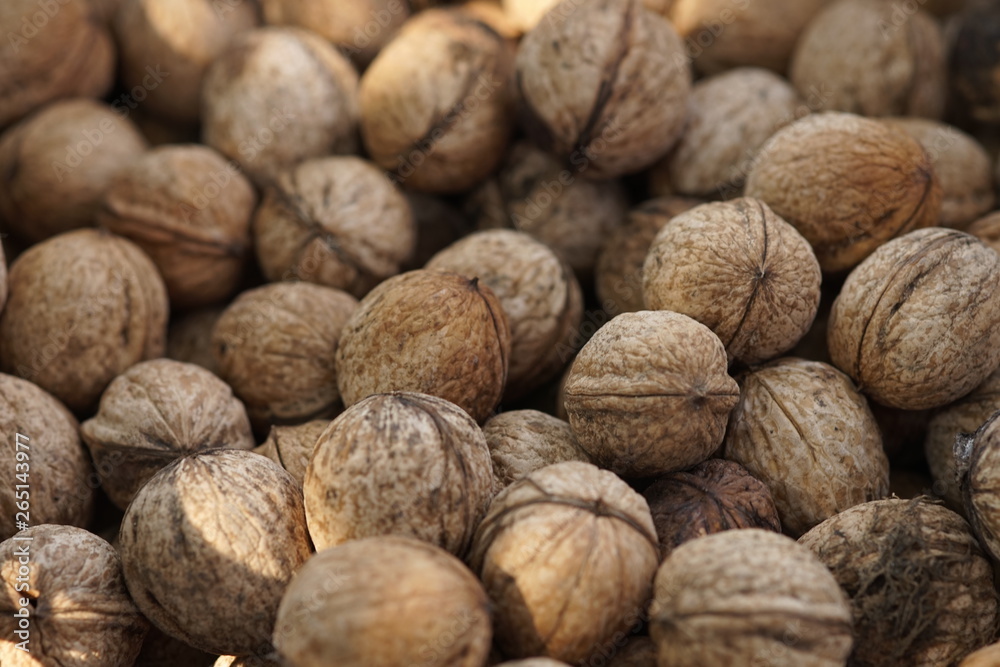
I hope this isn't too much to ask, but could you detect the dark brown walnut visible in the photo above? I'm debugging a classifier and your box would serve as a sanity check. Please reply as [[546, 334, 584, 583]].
[[335, 270, 511, 424], [0, 526, 148, 666], [643, 459, 781, 560], [212, 282, 358, 432], [651, 529, 853, 667], [274, 536, 492, 667], [202, 27, 359, 186], [120, 450, 312, 658], [967, 211, 1000, 255], [0, 99, 147, 244], [643, 198, 821, 364], [360, 9, 513, 193], [745, 112, 942, 273], [80, 359, 256, 511], [0, 229, 168, 414], [482, 409, 590, 492], [166, 307, 224, 375], [724, 358, 890, 536], [427, 230, 582, 400], [516, 0, 691, 180], [564, 311, 740, 478], [950, 5, 1000, 123], [961, 410, 1000, 562], [0, 374, 93, 540], [252, 156, 415, 298], [97, 145, 256, 309], [254, 420, 328, 486], [403, 192, 475, 271], [470, 461, 659, 664], [115, 0, 259, 123], [828, 227, 1000, 410], [799, 498, 998, 667]]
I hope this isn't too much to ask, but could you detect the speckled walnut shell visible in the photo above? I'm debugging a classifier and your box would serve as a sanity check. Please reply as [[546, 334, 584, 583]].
[[723, 358, 889, 536], [0, 229, 168, 414], [97, 145, 256, 309], [252, 156, 415, 298], [120, 450, 312, 657], [745, 112, 942, 273], [359, 9, 513, 194], [254, 420, 327, 486], [643, 458, 781, 560], [799, 499, 998, 667], [961, 410, 1000, 562], [516, 0, 691, 180], [403, 192, 475, 271], [651, 529, 853, 667], [0, 526, 148, 667], [482, 409, 590, 492], [166, 307, 224, 375], [967, 211, 1000, 255], [950, 5, 1000, 124], [0, 374, 93, 540], [202, 27, 359, 186], [212, 282, 358, 431], [828, 227, 1000, 410], [335, 270, 511, 424], [470, 461, 659, 664], [564, 311, 740, 478], [427, 230, 582, 400], [80, 359, 255, 510], [0, 99, 147, 244], [643, 198, 821, 364]]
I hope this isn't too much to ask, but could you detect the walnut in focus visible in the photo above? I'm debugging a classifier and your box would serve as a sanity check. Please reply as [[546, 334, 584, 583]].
[[967, 211, 1000, 254], [166, 307, 224, 375], [482, 409, 590, 491], [961, 410, 1000, 562], [254, 420, 328, 486], [950, 4, 1000, 124]]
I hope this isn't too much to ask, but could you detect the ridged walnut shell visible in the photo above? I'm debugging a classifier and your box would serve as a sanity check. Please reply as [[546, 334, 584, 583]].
[[962, 410, 1000, 562], [482, 409, 590, 492], [828, 227, 1000, 410], [254, 420, 328, 486]]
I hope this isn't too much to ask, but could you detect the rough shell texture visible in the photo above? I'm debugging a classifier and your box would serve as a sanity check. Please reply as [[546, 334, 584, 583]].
[[799, 498, 998, 667], [564, 311, 740, 478], [0, 229, 168, 414], [80, 359, 255, 510], [828, 227, 1000, 410], [335, 270, 511, 424], [516, 0, 691, 180], [963, 411, 1000, 562], [470, 461, 659, 664], [273, 536, 492, 667], [0, 525, 148, 667], [643, 198, 821, 364], [120, 450, 312, 657], [949, 5, 1000, 123], [745, 112, 942, 273], [482, 409, 590, 492], [967, 211, 1000, 256], [254, 420, 328, 486], [650, 529, 853, 667], [643, 458, 782, 560], [252, 156, 415, 298], [166, 307, 224, 375]]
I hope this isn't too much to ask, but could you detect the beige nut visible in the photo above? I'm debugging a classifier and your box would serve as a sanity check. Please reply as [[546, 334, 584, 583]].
[[254, 420, 328, 487], [482, 409, 590, 492]]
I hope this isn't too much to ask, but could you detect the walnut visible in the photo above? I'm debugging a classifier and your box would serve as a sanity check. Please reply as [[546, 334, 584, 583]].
[[120, 450, 312, 657], [962, 643, 1000, 667], [0, 526, 148, 667], [723, 358, 889, 536], [0, 99, 148, 244], [0, 229, 168, 414], [960, 410, 1000, 561], [950, 4, 1000, 123], [516, 0, 691, 180], [335, 270, 511, 424], [967, 211, 1000, 255], [643, 198, 821, 364], [564, 311, 740, 478], [166, 307, 224, 375], [828, 227, 1000, 410], [254, 420, 328, 486], [403, 192, 475, 271], [470, 461, 659, 664], [214, 657, 280, 667], [502, 0, 671, 33], [482, 409, 590, 491], [252, 156, 415, 298], [745, 112, 942, 272], [651, 529, 853, 667], [799, 498, 998, 667]]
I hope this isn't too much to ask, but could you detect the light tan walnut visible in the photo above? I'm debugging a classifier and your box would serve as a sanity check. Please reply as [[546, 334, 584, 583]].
[[482, 410, 590, 492], [254, 420, 328, 486]]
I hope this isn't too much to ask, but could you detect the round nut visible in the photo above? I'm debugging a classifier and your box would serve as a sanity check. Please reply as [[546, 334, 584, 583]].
[[482, 409, 590, 492], [254, 420, 328, 486], [962, 410, 1000, 562]]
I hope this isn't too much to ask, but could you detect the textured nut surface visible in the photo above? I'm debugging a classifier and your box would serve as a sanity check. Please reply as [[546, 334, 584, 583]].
[[470, 461, 659, 664], [651, 529, 853, 667], [166, 307, 224, 375], [564, 311, 739, 478], [963, 411, 1000, 562], [254, 420, 328, 486], [482, 409, 590, 491], [745, 112, 942, 272], [828, 227, 1000, 410]]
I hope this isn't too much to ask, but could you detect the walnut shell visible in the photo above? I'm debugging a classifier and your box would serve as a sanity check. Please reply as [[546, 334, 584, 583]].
[[950, 4, 1000, 124], [564, 311, 740, 478], [967, 210, 1000, 255], [0, 229, 168, 414], [80, 359, 255, 510], [723, 358, 889, 536], [643, 198, 821, 364], [254, 420, 328, 486], [252, 156, 415, 298], [0, 525, 148, 667], [650, 529, 853, 667], [962, 410, 1000, 562], [335, 270, 511, 424], [274, 536, 492, 667], [516, 0, 691, 180], [799, 498, 998, 667], [482, 409, 590, 491], [961, 642, 1000, 667], [166, 307, 224, 375], [828, 227, 1000, 410], [120, 450, 312, 657], [469, 461, 659, 664]]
